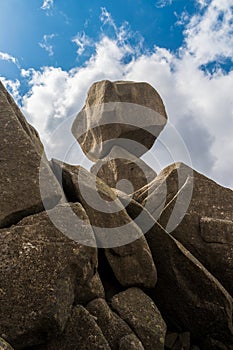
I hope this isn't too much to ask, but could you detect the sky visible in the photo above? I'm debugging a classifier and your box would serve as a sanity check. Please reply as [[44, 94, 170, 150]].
[[0, 0, 233, 189]]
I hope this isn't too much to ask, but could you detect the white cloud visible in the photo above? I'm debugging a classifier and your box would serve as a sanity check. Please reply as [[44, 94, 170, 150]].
[[39, 34, 56, 56], [100, 7, 117, 30], [72, 32, 92, 56], [174, 11, 190, 26], [155, 0, 173, 8], [0, 51, 19, 66], [7, 1, 233, 189], [0, 77, 21, 102], [183, 0, 233, 65], [196, 0, 210, 9], [41, 0, 54, 11]]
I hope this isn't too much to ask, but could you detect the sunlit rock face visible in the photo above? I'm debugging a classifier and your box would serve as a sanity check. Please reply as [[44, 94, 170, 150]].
[[72, 80, 167, 161]]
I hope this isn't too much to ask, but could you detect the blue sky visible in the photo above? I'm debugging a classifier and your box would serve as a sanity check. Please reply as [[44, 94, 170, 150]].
[[1, 0, 233, 188]]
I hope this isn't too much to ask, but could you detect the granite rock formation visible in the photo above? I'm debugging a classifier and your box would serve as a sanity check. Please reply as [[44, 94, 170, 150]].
[[72, 80, 167, 161], [0, 81, 62, 228], [0, 80, 232, 350]]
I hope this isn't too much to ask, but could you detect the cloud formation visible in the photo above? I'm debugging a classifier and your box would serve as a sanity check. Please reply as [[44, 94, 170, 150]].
[[72, 32, 92, 56], [0, 76, 20, 101], [155, 0, 173, 8], [0, 51, 18, 66], [41, 0, 54, 11], [3, 0, 233, 188], [39, 34, 56, 56]]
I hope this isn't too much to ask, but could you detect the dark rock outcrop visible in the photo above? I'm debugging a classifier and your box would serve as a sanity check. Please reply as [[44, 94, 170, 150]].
[[111, 288, 166, 350], [91, 146, 156, 194], [86, 298, 133, 350], [51, 159, 157, 289], [117, 194, 233, 344], [0, 203, 97, 349], [0, 81, 62, 229], [47, 306, 111, 350], [119, 334, 144, 350], [136, 162, 233, 296]]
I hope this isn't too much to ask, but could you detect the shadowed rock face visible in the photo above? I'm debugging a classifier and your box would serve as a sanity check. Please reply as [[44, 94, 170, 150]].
[[47, 306, 111, 350], [86, 298, 133, 350], [0, 204, 98, 349], [133, 162, 233, 296], [0, 81, 62, 228], [51, 159, 157, 289], [111, 288, 166, 350], [116, 194, 233, 345], [91, 146, 156, 194], [72, 80, 167, 161]]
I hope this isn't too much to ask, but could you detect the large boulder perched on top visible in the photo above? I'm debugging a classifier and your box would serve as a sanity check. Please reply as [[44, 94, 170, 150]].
[[118, 195, 233, 345], [0, 203, 98, 349], [72, 80, 167, 161], [111, 288, 166, 350], [51, 159, 157, 289], [91, 146, 156, 194], [0, 81, 62, 228]]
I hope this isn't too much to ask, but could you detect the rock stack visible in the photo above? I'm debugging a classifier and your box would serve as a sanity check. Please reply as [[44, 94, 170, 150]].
[[0, 80, 232, 350], [72, 80, 167, 194]]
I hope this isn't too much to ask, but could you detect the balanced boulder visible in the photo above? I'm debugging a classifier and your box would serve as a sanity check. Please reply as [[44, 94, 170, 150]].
[[72, 80, 167, 161]]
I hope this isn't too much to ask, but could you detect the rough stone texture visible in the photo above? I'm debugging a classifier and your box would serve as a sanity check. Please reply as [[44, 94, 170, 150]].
[[0, 203, 97, 349], [91, 146, 156, 194], [105, 238, 157, 289], [111, 288, 166, 350], [0, 81, 62, 228], [0, 338, 14, 350], [76, 271, 105, 305], [51, 159, 157, 288], [117, 195, 233, 344], [51, 159, 142, 245], [133, 162, 233, 296], [119, 334, 145, 350], [153, 162, 233, 222], [86, 298, 133, 350], [72, 80, 167, 161], [47, 306, 111, 350], [133, 162, 193, 214], [146, 163, 233, 296]]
